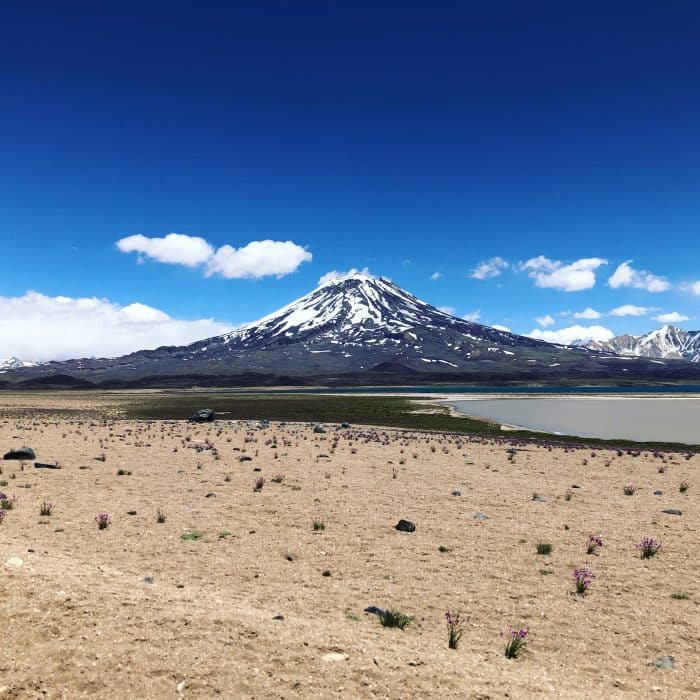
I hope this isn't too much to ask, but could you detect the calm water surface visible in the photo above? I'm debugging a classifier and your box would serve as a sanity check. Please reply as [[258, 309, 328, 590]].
[[446, 397, 700, 444]]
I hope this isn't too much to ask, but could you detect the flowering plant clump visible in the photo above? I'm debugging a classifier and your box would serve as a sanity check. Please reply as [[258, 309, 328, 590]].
[[40, 501, 55, 516], [503, 626, 528, 658], [587, 535, 604, 555], [637, 537, 662, 559], [622, 484, 636, 496], [0, 508, 6, 523], [445, 610, 467, 650], [0, 494, 17, 510], [573, 567, 594, 595], [95, 512, 111, 530]]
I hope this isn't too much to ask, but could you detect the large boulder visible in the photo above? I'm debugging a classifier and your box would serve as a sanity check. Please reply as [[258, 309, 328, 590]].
[[4, 447, 36, 461], [188, 408, 215, 423]]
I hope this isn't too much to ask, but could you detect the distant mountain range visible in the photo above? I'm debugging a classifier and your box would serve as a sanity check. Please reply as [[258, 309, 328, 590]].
[[583, 325, 700, 363], [2, 274, 700, 387]]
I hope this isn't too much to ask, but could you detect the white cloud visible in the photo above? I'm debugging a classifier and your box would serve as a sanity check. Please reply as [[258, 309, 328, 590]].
[[206, 240, 312, 279], [609, 304, 650, 317], [491, 324, 511, 332], [470, 256, 508, 280], [535, 314, 555, 327], [573, 307, 602, 319], [654, 311, 690, 324], [430, 272, 443, 280], [117, 233, 312, 279], [462, 309, 481, 322], [608, 260, 669, 292], [691, 280, 700, 296], [521, 256, 607, 292], [317, 267, 373, 286], [527, 324, 615, 346], [437, 306, 456, 315], [116, 233, 214, 266], [0, 291, 235, 363]]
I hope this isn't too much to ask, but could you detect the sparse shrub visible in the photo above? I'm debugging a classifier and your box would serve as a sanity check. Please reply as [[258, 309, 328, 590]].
[[40, 501, 54, 516], [224, 474, 232, 482], [587, 535, 604, 555], [445, 611, 466, 650], [536, 542, 553, 555], [573, 567, 594, 595], [156, 509, 166, 523], [671, 592, 689, 600], [658, 466, 666, 473], [503, 626, 528, 658], [95, 512, 111, 530], [379, 609, 413, 629], [623, 485, 636, 496], [564, 489, 573, 501], [253, 476, 265, 492], [271, 473, 285, 483], [637, 537, 662, 559], [180, 531, 204, 540], [0, 494, 17, 510], [679, 481, 689, 493], [312, 520, 325, 532], [117, 469, 132, 476]]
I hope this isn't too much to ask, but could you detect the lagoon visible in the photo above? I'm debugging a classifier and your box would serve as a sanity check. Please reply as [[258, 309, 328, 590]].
[[446, 396, 700, 444]]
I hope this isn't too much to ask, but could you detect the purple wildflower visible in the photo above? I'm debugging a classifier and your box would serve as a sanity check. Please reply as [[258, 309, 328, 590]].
[[573, 567, 595, 595], [95, 512, 111, 530], [587, 535, 604, 555], [503, 625, 528, 658], [637, 537, 662, 559]]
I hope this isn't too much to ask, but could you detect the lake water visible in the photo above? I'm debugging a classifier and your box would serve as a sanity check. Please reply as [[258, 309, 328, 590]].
[[446, 397, 700, 444]]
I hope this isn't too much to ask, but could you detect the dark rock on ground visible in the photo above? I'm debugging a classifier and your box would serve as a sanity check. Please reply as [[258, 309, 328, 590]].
[[473, 513, 489, 521], [654, 490, 663, 496], [189, 408, 215, 423], [35, 462, 60, 469], [452, 490, 461, 496], [3, 447, 35, 461], [395, 519, 416, 532], [314, 425, 326, 434], [364, 606, 386, 617], [341, 422, 351, 429], [662, 509, 682, 515]]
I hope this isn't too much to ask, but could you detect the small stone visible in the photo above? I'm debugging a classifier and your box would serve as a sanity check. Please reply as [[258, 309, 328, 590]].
[[473, 513, 488, 521], [176, 680, 187, 695], [364, 606, 386, 616], [649, 656, 676, 670], [205, 492, 216, 498], [272, 614, 284, 620], [322, 652, 348, 662], [340, 422, 351, 429], [143, 576, 155, 584], [314, 425, 326, 434], [653, 491, 663, 496], [661, 509, 682, 516], [35, 462, 61, 469], [451, 491, 461, 496], [395, 519, 416, 532], [5, 557, 23, 568], [127, 511, 137, 515]]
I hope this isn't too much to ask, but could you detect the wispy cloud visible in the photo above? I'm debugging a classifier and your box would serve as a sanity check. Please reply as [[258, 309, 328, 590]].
[[116, 233, 312, 279], [573, 307, 602, 319], [470, 256, 508, 280], [608, 260, 669, 292], [430, 271, 443, 280], [609, 304, 650, 317], [535, 314, 555, 327], [520, 256, 608, 292], [462, 309, 481, 322], [527, 324, 614, 345], [654, 311, 690, 324]]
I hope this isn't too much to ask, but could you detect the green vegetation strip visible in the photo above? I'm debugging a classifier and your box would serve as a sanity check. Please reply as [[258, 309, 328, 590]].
[[122, 392, 699, 452]]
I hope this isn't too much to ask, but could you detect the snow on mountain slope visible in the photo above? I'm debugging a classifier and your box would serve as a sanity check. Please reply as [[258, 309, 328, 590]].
[[0, 357, 38, 371], [585, 325, 700, 362]]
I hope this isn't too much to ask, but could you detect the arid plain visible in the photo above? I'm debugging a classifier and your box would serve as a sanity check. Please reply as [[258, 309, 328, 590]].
[[0, 392, 697, 699]]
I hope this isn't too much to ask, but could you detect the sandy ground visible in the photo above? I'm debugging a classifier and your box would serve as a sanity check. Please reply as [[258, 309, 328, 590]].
[[0, 394, 698, 699]]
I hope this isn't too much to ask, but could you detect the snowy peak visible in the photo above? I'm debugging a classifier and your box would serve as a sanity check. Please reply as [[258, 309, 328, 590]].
[[585, 325, 700, 362], [0, 357, 38, 371], [221, 273, 463, 345]]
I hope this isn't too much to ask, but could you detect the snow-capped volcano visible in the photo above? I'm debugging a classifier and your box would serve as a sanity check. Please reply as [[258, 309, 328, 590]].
[[585, 325, 700, 363], [4, 274, 700, 386]]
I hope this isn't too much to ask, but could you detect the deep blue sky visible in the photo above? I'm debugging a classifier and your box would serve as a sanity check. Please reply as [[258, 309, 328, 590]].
[[2, 1, 700, 359]]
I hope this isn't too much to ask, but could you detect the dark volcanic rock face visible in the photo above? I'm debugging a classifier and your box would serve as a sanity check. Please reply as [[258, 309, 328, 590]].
[[5, 273, 700, 386]]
